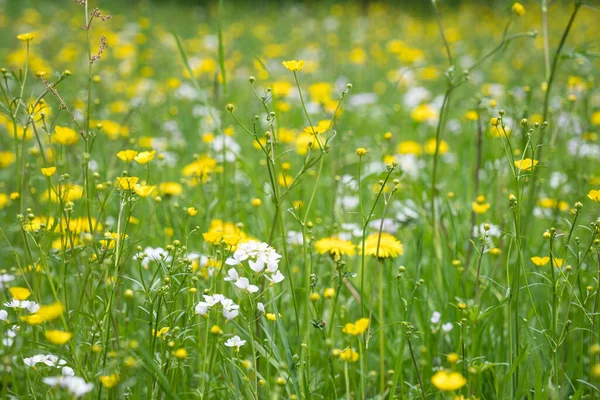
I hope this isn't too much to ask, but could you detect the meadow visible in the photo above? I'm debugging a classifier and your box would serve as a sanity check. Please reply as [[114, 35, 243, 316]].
[[0, 0, 599, 398]]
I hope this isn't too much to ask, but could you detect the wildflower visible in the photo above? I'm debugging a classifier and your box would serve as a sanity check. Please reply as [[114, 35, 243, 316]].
[[45, 330, 73, 345], [100, 374, 120, 389], [224, 335, 246, 351], [133, 184, 156, 197], [530, 256, 550, 267], [5, 300, 39, 313], [442, 323, 454, 332], [41, 166, 57, 177], [210, 325, 223, 335], [9, 287, 31, 300], [173, 348, 188, 359], [356, 147, 368, 156], [314, 237, 356, 257], [512, 3, 525, 16], [24, 354, 67, 368], [514, 158, 538, 171], [251, 198, 262, 207], [159, 182, 183, 196], [153, 327, 169, 338], [282, 60, 304, 72], [187, 207, 198, 216], [43, 376, 93, 397], [340, 348, 359, 362], [17, 33, 35, 41], [472, 195, 491, 214], [431, 311, 441, 324], [362, 232, 403, 258], [310, 292, 320, 302], [117, 150, 138, 162], [116, 176, 139, 190], [490, 117, 499, 126], [266, 313, 277, 321], [225, 241, 283, 284], [431, 370, 467, 391], [53, 126, 79, 146], [324, 288, 335, 299], [342, 318, 370, 335], [588, 189, 600, 202], [276, 376, 287, 385], [21, 302, 64, 324], [424, 139, 449, 155], [397, 140, 423, 155], [135, 150, 156, 164]]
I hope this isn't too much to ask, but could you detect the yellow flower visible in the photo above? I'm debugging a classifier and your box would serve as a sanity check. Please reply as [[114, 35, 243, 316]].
[[314, 237, 356, 257], [203, 231, 223, 245], [9, 287, 31, 300], [134, 184, 156, 197], [117, 150, 139, 162], [41, 166, 56, 177], [53, 126, 79, 146], [159, 182, 183, 196], [187, 207, 198, 216], [0, 152, 17, 168], [251, 198, 262, 207], [342, 318, 370, 335], [324, 288, 336, 299], [472, 195, 490, 214], [356, 148, 368, 156], [397, 140, 423, 155], [44, 330, 73, 345], [17, 33, 35, 41], [173, 348, 188, 359], [411, 104, 438, 123], [210, 325, 223, 335], [153, 327, 169, 338], [512, 2, 525, 16], [21, 302, 64, 325], [100, 374, 120, 389], [340, 348, 359, 363], [553, 258, 564, 268], [530, 256, 550, 266], [362, 232, 403, 258], [431, 370, 467, 391], [588, 189, 600, 202], [282, 60, 305, 72], [266, 313, 277, 321], [514, 158, 538, 171], [135, 150, 156, 164], [116, 176, 139, 190], [465, 111, 478, 121], [424, 139, 449, 155]]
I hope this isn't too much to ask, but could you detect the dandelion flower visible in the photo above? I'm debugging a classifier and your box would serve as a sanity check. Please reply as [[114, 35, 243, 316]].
[[314, 237, 356, 257], [362, 232, 403, 258]]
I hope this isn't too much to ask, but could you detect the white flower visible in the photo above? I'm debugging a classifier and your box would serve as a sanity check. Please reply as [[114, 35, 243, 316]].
[[224, 335, 246, 350], [430, 311, 441, 324], [23, 354, 67, 368], [0, 274, 14, 290], [62, 367, 75, 376], [234, 277, 259, 293], [43, 376, 94, 397], [266, 270, 285, 284], [4, 300, 40, 313], [0, 310, 7, 321], [257, 302, 265, 313], [224, 268, 239, 282], [442, 323, 454, 333]]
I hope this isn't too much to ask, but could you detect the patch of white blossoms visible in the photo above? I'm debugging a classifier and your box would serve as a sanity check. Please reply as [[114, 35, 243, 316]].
[[43, 376, 94, 397], [195, 294, 239, 320], [224, 241, 284, 293]]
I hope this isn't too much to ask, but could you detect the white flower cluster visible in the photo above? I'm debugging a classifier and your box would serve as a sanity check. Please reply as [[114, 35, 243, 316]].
[[224, 241, 284, 293], [4, 300, 39, 313], [195, 294, 239, 320], [24, 354, 75, 377], [43, 376, 93, 397], [133, 246, 171, 268]]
